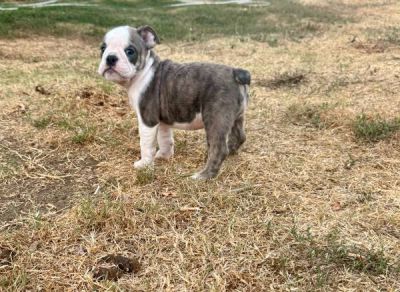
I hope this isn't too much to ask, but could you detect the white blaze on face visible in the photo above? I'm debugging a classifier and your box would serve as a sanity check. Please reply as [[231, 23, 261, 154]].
[[98, 26, 137, 82]]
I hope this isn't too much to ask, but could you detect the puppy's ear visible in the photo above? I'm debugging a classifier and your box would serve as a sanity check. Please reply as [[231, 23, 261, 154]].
[[137, 25, 160, 49]]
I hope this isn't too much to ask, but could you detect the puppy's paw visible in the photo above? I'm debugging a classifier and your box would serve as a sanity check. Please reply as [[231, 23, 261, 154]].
[[191, 171, 215, 180], [155, 149, 174, 160], [134, 159, 153, 169], [191, 173, 203, 180]]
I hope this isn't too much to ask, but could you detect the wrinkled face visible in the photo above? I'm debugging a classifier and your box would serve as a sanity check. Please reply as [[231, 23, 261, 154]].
[[98, 25, 158, 84]]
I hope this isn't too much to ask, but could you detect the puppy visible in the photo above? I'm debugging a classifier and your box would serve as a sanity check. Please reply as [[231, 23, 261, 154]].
[[98, 25, 250, 179]]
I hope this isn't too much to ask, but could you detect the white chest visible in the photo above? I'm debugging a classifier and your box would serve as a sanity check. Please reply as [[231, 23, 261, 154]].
[[127, 60, 154, 114]]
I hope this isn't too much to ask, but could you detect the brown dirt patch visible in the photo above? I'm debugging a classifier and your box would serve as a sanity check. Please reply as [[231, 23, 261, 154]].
[[256, 71, 307, 89], [92, 254, 141, 281], [0, 134, 99, 223]]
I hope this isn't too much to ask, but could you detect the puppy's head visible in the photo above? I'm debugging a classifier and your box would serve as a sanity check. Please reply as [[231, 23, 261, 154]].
[[98, 25, 159, 83]]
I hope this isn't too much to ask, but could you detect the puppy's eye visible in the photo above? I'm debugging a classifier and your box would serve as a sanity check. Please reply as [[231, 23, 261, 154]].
[[125, 48, 136, 56], [100, 43, 106, 56]]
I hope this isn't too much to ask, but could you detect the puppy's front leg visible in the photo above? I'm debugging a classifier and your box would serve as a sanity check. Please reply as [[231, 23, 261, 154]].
[[134, 120, 158, 169], [155, 124, 174, 160]]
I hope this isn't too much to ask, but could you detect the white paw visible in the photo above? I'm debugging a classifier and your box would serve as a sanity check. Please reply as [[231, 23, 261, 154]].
[[155, 149, 174, 160], [134, 159, 153, 169], [191, 172, 207, 180]]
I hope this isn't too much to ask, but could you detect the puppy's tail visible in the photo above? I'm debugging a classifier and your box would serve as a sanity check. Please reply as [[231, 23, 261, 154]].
[[234, 68, 250, 107], [233, 68, 251, 85]]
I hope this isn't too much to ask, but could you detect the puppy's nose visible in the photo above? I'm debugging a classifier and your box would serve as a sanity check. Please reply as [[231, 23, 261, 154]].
[[106, 55, 118, 67]]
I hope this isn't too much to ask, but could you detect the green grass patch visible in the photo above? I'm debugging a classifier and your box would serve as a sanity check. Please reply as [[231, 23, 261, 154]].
[[353, 114, 400, 142], [32, 116, 53, 129], [55, 118, 75, 130], [30, 112, 98, 144], [0, 269, 29, 291], [290, 228, 396, 278], [71, 126, 96, 144], [367, 26, 400, 46], [0, 0, 346, 43], [135, 166, 155, 186], [77, 196, 127, 231], [0, 151, 22, 180], [383, 27, 400, 45], [29, 108, 101, 144], [313, 243, 390, 276]]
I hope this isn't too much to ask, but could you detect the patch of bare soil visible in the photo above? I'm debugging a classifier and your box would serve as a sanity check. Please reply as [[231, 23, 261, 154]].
[[75, 86, 128, 115], [351, 39, 388, 54], [0, 135, 99, 223], [256, 71, 307, 89]]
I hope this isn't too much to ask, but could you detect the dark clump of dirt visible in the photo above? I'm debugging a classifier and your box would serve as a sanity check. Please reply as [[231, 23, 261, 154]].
[[257, 72, 306, 89], [100, 254, 141, 273], [78, 87, 106, 100], [92, 254, 141, 281], [93, 266, 124, 281], [76, 86, 122, 102], [35, 85, 51, 96], [75, 86, 128, 115], [0, 247, 16, 266]]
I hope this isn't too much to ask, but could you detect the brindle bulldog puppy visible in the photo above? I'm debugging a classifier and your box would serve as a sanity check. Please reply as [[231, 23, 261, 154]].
[[98, 25, 251, 179]]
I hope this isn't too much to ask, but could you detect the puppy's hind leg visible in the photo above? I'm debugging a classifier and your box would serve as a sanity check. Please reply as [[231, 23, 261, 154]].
[[228, 115, 246, 155], [192, 115, 233, 180]]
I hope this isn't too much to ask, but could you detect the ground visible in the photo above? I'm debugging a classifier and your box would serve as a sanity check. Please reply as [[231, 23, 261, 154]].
[[0, 0, 400, 290]]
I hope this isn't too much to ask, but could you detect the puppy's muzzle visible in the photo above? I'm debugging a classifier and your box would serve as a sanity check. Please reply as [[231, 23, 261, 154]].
[[106, 54, 118, 67]]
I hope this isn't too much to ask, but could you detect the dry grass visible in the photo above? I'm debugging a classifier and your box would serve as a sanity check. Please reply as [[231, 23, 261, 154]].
[[1, 1, 400, 290]]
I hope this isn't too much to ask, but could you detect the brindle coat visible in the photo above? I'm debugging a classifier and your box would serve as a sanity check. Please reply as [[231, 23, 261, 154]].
[[100, 26, 251, 179], [140, 57, 250, 178]]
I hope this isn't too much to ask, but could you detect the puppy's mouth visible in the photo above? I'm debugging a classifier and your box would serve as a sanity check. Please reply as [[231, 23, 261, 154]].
[[102, 67, 121, 77]]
